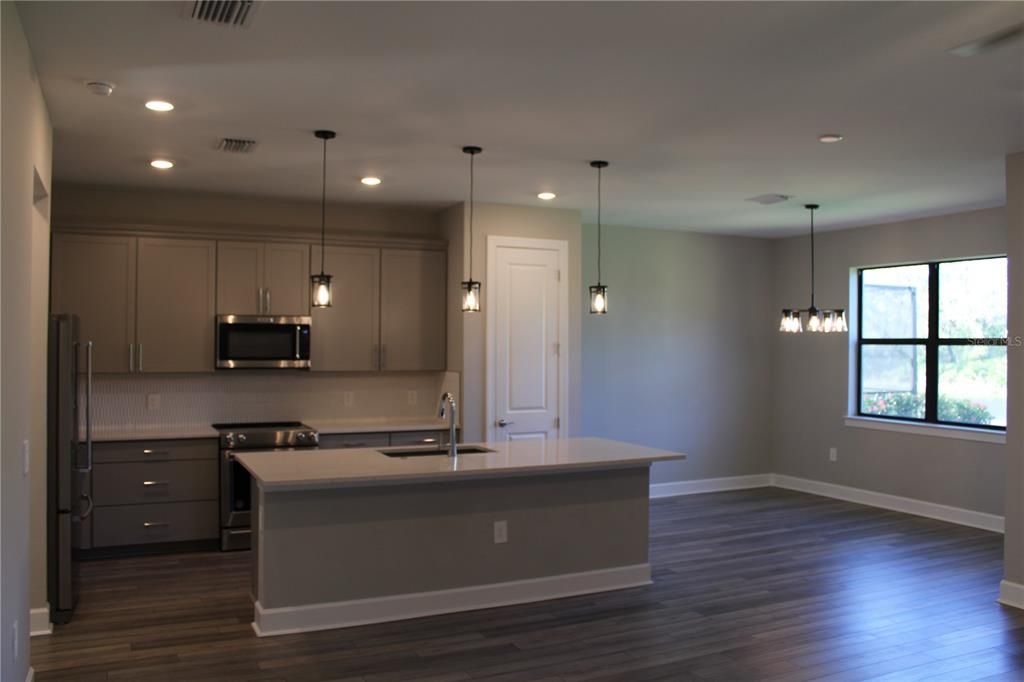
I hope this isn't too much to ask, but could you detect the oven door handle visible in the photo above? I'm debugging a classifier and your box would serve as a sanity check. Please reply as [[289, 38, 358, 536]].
[[295, 326, 301, 360]]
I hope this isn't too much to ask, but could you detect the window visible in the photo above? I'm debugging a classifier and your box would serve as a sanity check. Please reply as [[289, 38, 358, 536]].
[[857, 256, 1007, 430]]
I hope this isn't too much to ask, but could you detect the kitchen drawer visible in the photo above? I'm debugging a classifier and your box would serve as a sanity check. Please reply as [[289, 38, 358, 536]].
[[93, 460, 217, 506], [93, 439, 217, 464], [318, 433, 390, 450], [92, 501, 218, 547], [388, 430, 449, 447]]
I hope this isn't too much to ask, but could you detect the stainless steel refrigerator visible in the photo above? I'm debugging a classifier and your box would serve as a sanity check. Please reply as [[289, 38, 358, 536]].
[[47, 313, 93, 624]]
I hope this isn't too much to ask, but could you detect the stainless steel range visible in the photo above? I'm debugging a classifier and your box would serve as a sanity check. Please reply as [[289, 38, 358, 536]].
[[214, 421, 319, 550]]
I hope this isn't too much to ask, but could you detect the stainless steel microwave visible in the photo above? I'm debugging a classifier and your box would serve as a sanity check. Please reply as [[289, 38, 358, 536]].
[[215, 315, 312, 369]]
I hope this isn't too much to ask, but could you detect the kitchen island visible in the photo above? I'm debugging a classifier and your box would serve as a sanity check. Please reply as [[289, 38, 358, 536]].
[[236, 437, 684, 636]]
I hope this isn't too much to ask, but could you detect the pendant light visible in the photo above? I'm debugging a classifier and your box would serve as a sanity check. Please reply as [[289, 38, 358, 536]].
[[311, 130, 336, 308], [589, 160, 609, 315], [779, 204, 848, 334], [461, 145, 483, 313]]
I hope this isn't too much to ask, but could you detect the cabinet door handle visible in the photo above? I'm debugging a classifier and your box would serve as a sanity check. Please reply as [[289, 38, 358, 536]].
[[129, 343, 135, 373], [142, 480, 169, 487], [137, 344, 143, 372], [265, 288, 271, 314], [258, 288, 265, 314], [142, 521, 168, 528], [141, 449, 169, 457]]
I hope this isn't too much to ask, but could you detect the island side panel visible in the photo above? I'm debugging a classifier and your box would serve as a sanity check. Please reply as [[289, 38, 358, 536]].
[[256, 466, 650, 610]]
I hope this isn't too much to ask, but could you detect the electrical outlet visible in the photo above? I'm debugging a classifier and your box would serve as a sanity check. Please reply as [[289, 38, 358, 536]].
[[493, 520, 508, 544], [22, 440, 30, 477], [12, 619, 18, 662], [407, 390, 418, 406], [147, 394, 161, 411], [343, 391, 354, 408], [829, 447, 838, 462]]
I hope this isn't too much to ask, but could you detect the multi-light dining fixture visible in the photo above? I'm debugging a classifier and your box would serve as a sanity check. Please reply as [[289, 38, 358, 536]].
[[779, 203, 848, 333], [589, 160, 609, 315], [310, 130, 336, 308], [461, 145, 483, 313]]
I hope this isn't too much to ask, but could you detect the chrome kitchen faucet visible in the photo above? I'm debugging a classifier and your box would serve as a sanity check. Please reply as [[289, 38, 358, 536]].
[[438, 392, 458, 457]]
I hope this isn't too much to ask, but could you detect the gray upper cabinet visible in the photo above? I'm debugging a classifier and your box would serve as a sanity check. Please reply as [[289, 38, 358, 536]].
[[380, 249, 446, 371], [136, 238, 217, 372], [51, 233, 137, 373], [216, 241, 309, 315], [311, 246, 380, 372]]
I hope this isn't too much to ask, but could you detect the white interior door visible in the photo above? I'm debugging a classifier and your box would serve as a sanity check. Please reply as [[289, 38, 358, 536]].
[[487, 237, 569, 442]]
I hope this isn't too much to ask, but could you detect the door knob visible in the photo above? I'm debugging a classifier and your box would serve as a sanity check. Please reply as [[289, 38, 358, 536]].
[[497, 418, 514, 427]]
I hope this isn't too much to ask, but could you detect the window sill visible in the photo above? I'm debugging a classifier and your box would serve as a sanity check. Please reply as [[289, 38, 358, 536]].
[[844, 416, 1006, 444]]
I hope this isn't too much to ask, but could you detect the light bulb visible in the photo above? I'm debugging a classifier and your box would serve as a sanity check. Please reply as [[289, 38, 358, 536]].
[[464, 289, 478, 309], [593, 293, 606, 312], [314, 282, 331, 307]]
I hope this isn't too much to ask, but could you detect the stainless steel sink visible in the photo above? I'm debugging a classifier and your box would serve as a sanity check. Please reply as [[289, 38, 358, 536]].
[[379, 446, 494, 457]]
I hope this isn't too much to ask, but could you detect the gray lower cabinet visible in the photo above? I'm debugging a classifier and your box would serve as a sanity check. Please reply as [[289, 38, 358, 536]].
[[89, 439, 219, 549], [92, 502, 218, 547]]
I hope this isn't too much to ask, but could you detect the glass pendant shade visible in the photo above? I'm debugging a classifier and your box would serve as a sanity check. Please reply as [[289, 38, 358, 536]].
[[590, 284, 609, 315], [779, 309, 803, 333], [461, 280, 481, 313], [806, 306, 823, 333], [311, 273, 332, 308]]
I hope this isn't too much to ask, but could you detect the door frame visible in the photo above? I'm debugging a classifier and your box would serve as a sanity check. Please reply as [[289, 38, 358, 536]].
[[485, 235, 570, 442]]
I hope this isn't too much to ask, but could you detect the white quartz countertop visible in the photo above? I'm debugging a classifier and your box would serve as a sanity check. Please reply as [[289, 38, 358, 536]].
[[92, 418, 454, 442], [235, 437, 685, 491]]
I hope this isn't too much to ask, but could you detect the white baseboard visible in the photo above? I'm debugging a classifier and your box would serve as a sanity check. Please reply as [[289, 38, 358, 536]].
[[29, 606, 52, 636], [253, 563, 651, 637], [649, 474, 773, 498], [649, 473, 1004, 534], [770, 474, 1004, 533], [999, 580, 1024, 610]]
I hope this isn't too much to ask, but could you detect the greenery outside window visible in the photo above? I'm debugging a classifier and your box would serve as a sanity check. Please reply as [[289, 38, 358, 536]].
[[857, 256, 1007, 430]]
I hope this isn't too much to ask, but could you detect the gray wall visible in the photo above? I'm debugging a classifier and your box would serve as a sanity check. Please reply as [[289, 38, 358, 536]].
[[1003, 152, 1023, 584], [2, 3, 53, 678], [771, 207, 1007, 515], [581, 224, 776, 484]]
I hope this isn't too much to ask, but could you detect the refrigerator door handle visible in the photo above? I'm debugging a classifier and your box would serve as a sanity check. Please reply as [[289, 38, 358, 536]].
[[76, 341, 94, 472], [75, 493, 94, 521]]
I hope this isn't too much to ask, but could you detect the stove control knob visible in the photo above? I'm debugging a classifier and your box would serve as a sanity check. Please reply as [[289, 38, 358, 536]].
[[297, 432, 307, 442], [237, 434, 247, 444], [225, 433, 235, 447]]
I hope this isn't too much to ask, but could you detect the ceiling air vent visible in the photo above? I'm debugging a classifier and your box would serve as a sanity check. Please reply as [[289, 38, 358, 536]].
[[216, 137, 257, 153], [746, 194, 793, 206], [187, 1, 257, 28]]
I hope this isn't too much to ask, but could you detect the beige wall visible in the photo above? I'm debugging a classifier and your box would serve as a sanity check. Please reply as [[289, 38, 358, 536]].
[[2, 3, 53, 678], [1003, 152, 1024, 587], [771, 207, 1007, 514], [449, 203, 583, 441], [581, 224, 776, 484], [52, 183, 441, 241]]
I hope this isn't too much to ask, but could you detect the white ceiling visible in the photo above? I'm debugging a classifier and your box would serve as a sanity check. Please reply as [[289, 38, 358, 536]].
[[17, 1, 1024, 237]]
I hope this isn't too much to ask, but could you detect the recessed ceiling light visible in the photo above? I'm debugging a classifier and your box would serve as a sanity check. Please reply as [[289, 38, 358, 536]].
[[537, 192, 557, 201], [818, 133, 844, 143], [150, 159, 174, 170], [145, 100, 174, 112], [360, 176, 382, 186]]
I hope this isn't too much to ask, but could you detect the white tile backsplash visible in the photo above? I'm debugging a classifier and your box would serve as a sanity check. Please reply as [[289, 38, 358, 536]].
[[84, 372, 460, 431]]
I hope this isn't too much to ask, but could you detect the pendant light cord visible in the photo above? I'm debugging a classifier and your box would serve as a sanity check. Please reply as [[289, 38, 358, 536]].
[[809, 206, 815, 309], [320, 137, 327, 275], [597, 164, 602, 285], [469, 151, 474, 281]]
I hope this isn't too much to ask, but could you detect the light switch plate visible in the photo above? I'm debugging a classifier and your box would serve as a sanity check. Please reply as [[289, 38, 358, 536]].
[[343, 392, 354, 408], [22, 440, 29, 477], [407, 391, 418, 406], [829, 447, 838, 462], [147, 394, 161, 411], [493, 520, 508, 544]]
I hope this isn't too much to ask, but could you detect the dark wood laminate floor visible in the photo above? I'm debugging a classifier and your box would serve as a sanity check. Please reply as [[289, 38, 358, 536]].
[[32, 488, 1024, 681]]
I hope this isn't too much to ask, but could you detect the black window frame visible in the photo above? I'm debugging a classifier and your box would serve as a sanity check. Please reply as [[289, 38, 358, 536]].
[[856, 255, 1008, 431]]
